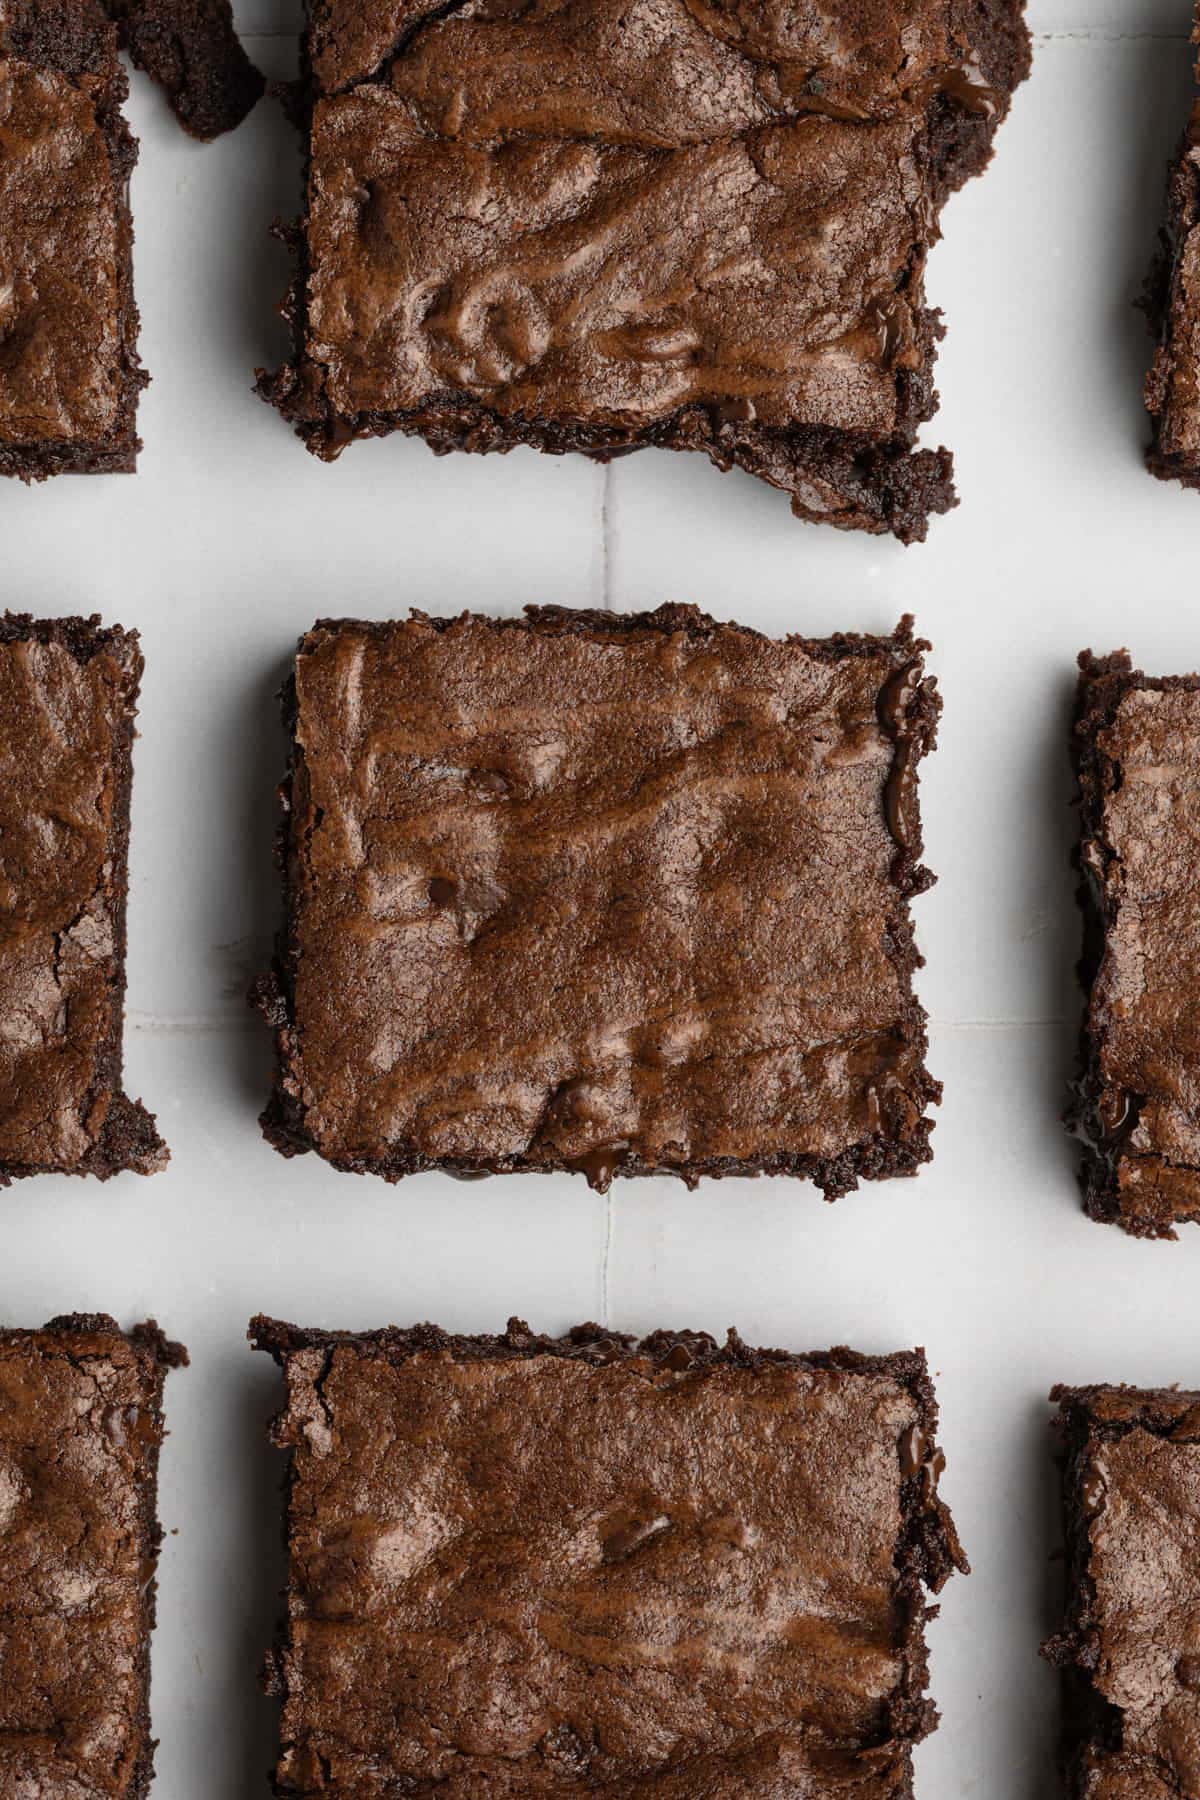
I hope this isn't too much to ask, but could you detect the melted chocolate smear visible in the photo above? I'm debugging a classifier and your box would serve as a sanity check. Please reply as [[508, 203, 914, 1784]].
[[865, 292, 916, 370], [1081, 1468, 1107, 1520], [318, 415, 357, 458], [601, 1509, 673, 1563], [572, 1145, 625, 1192], [876, 659, 923, 852], [914, 53, 1000, 120], [899, 1422, 928, 1477]]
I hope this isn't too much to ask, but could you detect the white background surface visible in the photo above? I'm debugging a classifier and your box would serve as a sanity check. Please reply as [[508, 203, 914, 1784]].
[[4, 3, 1200, 1793]]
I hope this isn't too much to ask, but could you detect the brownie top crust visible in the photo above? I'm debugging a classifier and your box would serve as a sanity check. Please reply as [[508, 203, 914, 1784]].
[[297, 0, 1024, 441], [311, 0, 1001, 117], [0, 615, 163, 1175], [308, 92, 927, 436], [264, 604, 939, 1190], [252, 1317, 965, 1797], [1072, 651, 1200, 1237], [1047, 1386, 1200, 1798], [0, 0, 128, 449], [0, 1314, 186, 1800]]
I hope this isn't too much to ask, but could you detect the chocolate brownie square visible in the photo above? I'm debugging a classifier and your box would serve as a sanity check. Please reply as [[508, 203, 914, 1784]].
[[258, 0, 1030, 541], [1070, 649, 1200, 1238], [255, 604, 941, 1195], [1044, 1384, 1200, 1797], [0, 1314, 187, 1800], [0, 0, 260, 482], [0, 614, 167, 1181], [0, 0, 146, 479], [252, 1315, 966, 1798], [1145, 9, 1200, 491]]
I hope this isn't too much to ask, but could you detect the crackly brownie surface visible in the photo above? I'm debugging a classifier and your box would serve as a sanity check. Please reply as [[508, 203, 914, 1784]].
[[1071, 650, 1200, 1238], [256, 604, 941, 1194], [0, 1314, 186, 1800], [0, 0, 144, 477], [1045, 1385, 1200, 1799], [252, 1316, 966, 1798], [260, 0, 1031, 541], [0, 615, 167, 1180]]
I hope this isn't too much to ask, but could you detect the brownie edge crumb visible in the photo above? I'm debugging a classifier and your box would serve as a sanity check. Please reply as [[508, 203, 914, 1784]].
[[104, 0, 265, 139]]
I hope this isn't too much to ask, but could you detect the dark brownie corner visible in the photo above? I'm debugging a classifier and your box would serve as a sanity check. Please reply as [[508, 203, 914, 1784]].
[[258, 0, 1030, 540], [105, 0, 264, 139], [1144, 14, 1200, 490], [0, 1313, 187, 1800], [0, 612, 168, 1182], [251, 1314, 966, 1797], [1043, 1383, 1200, 1796], [1069, 647, 1200, 1238], [254, 603, 941, 1196]]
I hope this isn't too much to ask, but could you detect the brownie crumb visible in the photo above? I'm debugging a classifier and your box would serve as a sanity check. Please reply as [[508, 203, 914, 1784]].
[[105, 0, 263, 139]]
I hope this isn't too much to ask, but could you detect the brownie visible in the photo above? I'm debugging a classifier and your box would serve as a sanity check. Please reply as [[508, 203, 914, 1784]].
[[1044, 1384, 1200, 1798], [0, 0, 146, 479], [0, 0, 260, 483], [105, 0, 264, 140], [258, 0, 1031, 541], [254, 603, 942, 1195], [1069, 649, 1200, 1238], [0, 614, 168, 1181], [251, 1314, 967, 1798], [1145, 11, 1200, 490], [0, 1313, 187, 1800]]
